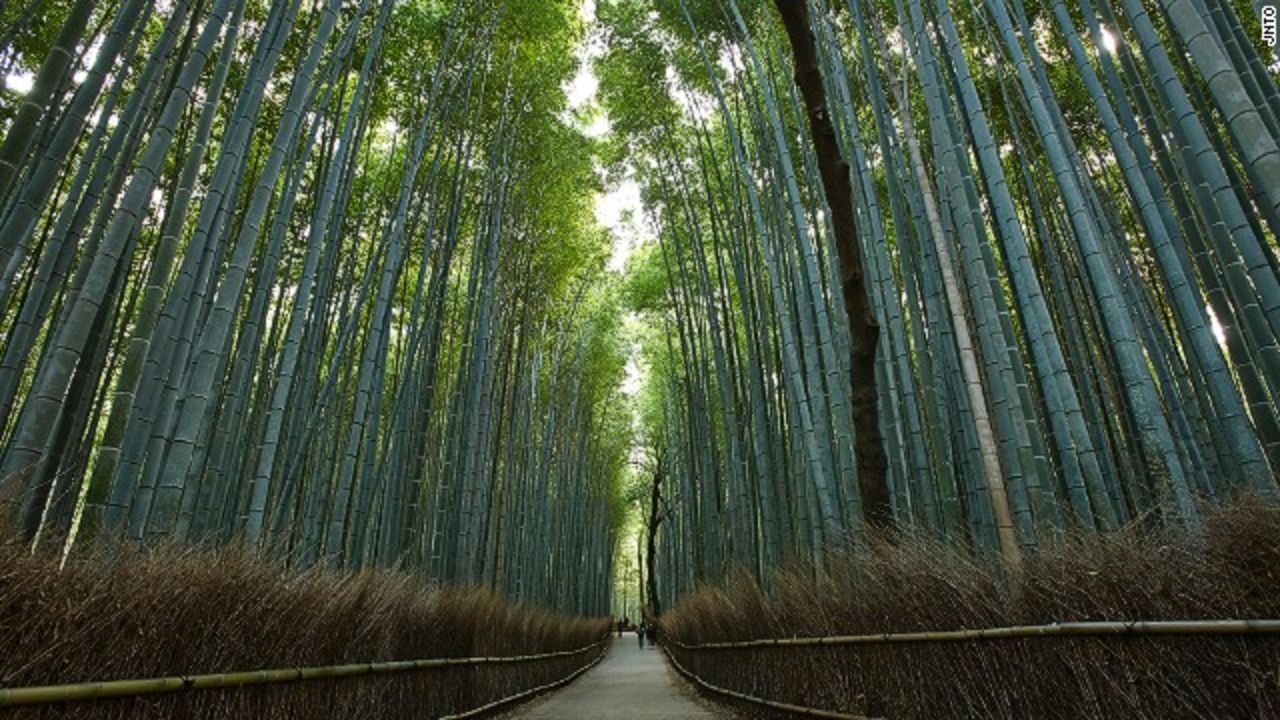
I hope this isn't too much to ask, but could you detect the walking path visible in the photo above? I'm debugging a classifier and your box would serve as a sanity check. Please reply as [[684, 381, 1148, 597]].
[[507, 637, 728, 719]]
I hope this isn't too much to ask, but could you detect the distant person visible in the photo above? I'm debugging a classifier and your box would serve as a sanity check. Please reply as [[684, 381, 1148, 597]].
[[637, 622, 646, 648], [618, 616, 628, 637], [646, 623, 657, 647]]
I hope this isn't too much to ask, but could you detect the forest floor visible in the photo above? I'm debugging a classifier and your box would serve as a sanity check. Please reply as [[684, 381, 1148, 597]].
[[504, 636, 733, 719]]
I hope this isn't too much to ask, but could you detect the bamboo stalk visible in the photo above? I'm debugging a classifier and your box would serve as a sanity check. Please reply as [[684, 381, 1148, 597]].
[[668, 619, 1280, 650], [0, 639, 607, 707]]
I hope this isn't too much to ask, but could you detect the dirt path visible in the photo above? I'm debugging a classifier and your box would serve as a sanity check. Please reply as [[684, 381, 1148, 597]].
[[506, 637, 731, 719]]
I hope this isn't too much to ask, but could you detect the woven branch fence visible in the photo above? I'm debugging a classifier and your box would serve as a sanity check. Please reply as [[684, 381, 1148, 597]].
[[663, 619, 1280, 718], [0, 637, 609, 718]]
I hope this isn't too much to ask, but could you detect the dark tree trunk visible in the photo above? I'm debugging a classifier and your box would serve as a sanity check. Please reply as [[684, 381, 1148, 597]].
[[774, 0, 891, 527], [645, 454, 664, 616]]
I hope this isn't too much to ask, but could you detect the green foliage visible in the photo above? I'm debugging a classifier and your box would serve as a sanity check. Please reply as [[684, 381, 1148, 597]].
[[0, 0, 631, 618], [606, 0, 1280, 610]]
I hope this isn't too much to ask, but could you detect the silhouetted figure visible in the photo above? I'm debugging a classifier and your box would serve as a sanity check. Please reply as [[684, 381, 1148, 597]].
[[617, 617, 628, 637], [646, 623, 657, 647], [637, 622, 646, 649]]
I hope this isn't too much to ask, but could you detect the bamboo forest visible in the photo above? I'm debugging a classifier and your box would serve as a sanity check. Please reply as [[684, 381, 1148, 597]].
[[0, 0, 1279, 716]]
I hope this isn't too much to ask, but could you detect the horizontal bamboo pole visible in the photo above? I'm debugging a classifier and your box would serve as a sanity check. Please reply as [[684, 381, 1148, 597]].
[[669, 618, 1280, 650], [0, 638, 607, 707], [660, 642, 877, 720]]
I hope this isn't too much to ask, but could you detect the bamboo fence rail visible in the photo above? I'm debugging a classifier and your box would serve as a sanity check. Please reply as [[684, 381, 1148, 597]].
[[660, 642, 876, 720], [662, 619, 1280, 718], [438, 643, 609, 719], [667, 618, 1280, 650], [0, 637, 609, 708]]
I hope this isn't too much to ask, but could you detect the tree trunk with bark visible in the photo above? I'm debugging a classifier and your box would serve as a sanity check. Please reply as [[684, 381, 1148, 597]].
[[774, 0, 891, 527], [645, 452, 665, 616]]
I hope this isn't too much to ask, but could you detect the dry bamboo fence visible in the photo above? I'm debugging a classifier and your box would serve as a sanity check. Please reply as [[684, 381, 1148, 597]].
[[663, 618, 1280, 717], [661, 642, 876, 720], [666, 618, 1280, 649], [0, 638, 608, 710]]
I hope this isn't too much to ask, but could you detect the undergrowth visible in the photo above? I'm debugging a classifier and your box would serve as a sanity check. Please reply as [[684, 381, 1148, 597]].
[[662, 500, 1280, 719], [0, 543, 608, 718]]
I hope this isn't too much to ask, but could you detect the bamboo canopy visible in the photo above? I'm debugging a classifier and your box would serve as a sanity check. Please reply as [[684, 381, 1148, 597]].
[[599, 0, 1280, 606], [0, 0, 1279, 658], [0, 0, 628, 618]]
